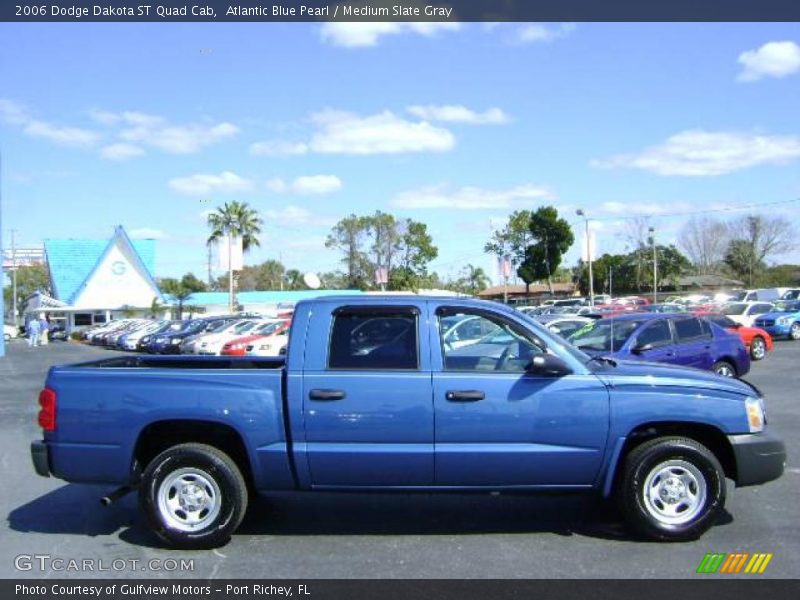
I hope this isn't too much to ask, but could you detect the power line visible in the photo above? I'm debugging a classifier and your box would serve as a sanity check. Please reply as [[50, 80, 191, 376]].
[[584, 197, 800, 222]]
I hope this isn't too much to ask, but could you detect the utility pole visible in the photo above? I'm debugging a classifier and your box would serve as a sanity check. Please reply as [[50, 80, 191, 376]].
[[649, 226, 658, 303], [207, 245, 212, 287], [608, 265, 613, 298], [11, 229, 18, 328], [228, 234, 234, 314], [576, 209, 594, 306]]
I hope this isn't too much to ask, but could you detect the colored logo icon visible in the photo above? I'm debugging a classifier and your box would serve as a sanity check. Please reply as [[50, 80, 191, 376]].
[[696, 552, 773, 574]]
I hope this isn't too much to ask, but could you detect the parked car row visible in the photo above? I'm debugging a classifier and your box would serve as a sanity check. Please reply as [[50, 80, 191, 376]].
[[80, 314, 292, 357]]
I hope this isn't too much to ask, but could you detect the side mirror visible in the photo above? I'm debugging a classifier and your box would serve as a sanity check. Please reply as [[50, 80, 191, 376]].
[[631, 342, 653, 355], [527, 354, 572, 377]]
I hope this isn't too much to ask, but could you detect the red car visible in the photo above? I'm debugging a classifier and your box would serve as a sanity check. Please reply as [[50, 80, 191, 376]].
[[695, 312, 773, 361], [221, 320, 291, 356]]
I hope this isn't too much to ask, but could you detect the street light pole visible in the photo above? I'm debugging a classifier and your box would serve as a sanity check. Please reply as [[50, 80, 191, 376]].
[[11, 228, 18, 328], [576, 209, 594, 306], [649, 226, 658, 304]]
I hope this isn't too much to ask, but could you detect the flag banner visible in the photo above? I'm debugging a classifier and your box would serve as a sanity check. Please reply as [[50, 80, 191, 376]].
[[216, 236, 243, 272]]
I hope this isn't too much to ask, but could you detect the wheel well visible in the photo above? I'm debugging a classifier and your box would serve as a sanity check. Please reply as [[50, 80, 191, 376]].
[[617, 422, 737, 483], [133, 420, 253, 485], [715, 357, 737, 374]]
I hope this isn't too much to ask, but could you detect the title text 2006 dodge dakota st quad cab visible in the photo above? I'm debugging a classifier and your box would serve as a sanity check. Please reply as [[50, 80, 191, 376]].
[[31, 297, 785, 548]]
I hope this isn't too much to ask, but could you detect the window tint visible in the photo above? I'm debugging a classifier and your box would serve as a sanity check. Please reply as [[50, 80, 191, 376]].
[[751, 304, 773, 315], [706, 315, 736, 329], [636, 320, 672, 347], [328, 311, 418, 370], [439, 310, 544, 372], [673, 317, 708, 341]]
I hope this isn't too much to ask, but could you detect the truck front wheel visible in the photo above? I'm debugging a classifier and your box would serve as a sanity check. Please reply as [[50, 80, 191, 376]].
[[619, 437, 725, 541], [140, 443, 248, 549]]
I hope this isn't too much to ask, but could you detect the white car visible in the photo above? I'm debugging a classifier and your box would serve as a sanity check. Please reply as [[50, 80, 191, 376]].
[[122, 320, 168, 350], [4, 323, 18, 342], [720, 301, 774, 327], [194, 319, 265, 355], [539, 316, 595, 339], [440, 315, 499, 350], [244, 325, 290, 357]]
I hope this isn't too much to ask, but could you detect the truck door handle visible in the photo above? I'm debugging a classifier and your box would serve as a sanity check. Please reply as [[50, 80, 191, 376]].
[[309, 389, 346, 401], [445, 390, 485, 402]]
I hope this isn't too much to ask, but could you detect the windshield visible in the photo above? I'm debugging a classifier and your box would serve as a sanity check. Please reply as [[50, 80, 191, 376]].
[[254, 321, 285, 335], [772, 300, 800, 313], [781, 290, 800, 300], [568, 319, 644, 353], [231, 320, 258, 334], [722, 303, 747, 315], [728, 291, 748, 302], [207, 320, 231, 333]]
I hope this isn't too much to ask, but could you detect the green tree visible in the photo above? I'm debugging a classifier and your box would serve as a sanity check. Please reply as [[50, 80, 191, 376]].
[[524, 206, 575, 295], [159, 272, 207, 319], [325, 214, 371, 289], [454, 264, 490, 296], [236, 260, 285, 291], [206, 200, 264, 252], [3, 264, 51, 321], [389, 220, 438, 291], [283, 269, 304, 290], [724, 239, 763, 286], [484, 210, 534, 287]]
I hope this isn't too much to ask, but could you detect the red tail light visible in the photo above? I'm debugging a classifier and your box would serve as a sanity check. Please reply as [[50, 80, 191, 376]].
[[38, 388, 56, 431]]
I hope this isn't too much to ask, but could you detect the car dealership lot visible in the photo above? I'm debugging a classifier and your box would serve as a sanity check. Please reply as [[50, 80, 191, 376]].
[[0, 340, 797, 579]]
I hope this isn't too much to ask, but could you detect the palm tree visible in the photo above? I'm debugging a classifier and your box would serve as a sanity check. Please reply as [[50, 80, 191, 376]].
[[206, 201, 263, 252], [462, 264, 489, 296]]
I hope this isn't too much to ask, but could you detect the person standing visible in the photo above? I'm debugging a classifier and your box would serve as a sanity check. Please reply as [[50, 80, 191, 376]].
[[27, 318, 41, 347], [39, 315, 50, 346]]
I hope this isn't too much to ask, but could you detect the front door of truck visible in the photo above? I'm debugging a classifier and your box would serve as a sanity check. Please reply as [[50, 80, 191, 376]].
[[431, 307, 609, 487], [301, 304, 434, 487]]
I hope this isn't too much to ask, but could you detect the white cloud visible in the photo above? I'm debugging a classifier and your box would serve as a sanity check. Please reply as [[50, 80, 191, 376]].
[[309, 109, 455, 154], [92, 110, 239, 154], [263, 205, 337, 227], [391, 183, 556, 210], [600, 200, 692, 216], [320, 22, 461, 48], [591, 130, 800, 176], [737, 41, 800, 82], [0, 98, 29, 125], [129, 228, 167, 239], [100, 143, 145, 161], [169, 171, 254, 196], [22, 120, 100, 147], [267, 175, 343, 195], [406, 105, 510, 125], [250, 140, 309, 156], [515, 23, 576, 44]]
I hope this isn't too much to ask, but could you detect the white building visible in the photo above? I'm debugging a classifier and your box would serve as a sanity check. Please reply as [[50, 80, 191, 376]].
[[27, 226, 164, 330]]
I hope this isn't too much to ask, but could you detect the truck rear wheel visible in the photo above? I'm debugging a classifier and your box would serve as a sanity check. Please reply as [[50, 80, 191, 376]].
[[619, 437, 725, 541], [139, 443, 248, 549]]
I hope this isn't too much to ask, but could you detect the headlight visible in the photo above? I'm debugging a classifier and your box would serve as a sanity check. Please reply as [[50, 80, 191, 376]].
[[170, 338, 181, 344], [745, 396, 765, 433], [777, 316, 791, 325]]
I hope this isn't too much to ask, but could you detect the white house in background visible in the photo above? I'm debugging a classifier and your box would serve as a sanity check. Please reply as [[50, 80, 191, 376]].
[[26, 226, 165, 330]]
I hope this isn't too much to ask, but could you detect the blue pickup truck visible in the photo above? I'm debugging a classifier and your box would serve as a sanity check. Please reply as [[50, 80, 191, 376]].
[[31, 296, 784, 548]]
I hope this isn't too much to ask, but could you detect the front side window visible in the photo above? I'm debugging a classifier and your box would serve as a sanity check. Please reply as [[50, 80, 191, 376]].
[[328, 310, 418, 370], [722, 303, 747, 316], [439, 310, 544, 372], [569, 319, 644, 353]]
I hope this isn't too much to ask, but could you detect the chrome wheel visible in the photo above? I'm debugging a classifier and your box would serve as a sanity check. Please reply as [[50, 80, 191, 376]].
[[642, 460, 707, 526], [714, 363, 735, 377], [157, 468, 221, 532], [750, 338, 766, 360], [791, 323, 800, 340]]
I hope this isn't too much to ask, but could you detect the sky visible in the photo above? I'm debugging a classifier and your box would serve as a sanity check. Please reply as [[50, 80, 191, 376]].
[[1, 22, 799, 286]]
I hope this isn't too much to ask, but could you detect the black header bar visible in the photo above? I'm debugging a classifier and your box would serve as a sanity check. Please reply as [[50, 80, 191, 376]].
[[3, 0, 800, 22]]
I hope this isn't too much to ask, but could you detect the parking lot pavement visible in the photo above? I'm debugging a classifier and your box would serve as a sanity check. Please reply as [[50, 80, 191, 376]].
[[0, 339, 797, 579]]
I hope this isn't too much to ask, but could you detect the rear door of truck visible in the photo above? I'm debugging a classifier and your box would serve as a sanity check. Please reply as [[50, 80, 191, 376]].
[[299, 302, 434, 487]]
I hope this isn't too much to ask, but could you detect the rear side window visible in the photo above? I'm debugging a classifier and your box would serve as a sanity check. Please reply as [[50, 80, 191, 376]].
[[635, 320, 672, 348], [673, 317, 709, 341], [328, 310, 418, 370]]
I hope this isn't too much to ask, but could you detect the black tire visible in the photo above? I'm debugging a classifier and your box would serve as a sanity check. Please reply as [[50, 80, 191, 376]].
[[619, 437, 725, 541], [139, 443, 248, 549], [750, 336, 767, 361], [712, 360, 736, 378]]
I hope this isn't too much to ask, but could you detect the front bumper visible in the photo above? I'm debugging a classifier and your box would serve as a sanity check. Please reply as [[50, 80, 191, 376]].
[[30, 441, 51, 477], [729, 430, 786, 487]]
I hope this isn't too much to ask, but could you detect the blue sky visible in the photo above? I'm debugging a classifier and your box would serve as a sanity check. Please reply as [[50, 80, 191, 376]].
[[1, 22, 799, 285]]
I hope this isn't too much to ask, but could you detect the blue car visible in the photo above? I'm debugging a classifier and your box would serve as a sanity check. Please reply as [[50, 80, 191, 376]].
[[753, 300, 800, 340], [568, 313, 750, 377]]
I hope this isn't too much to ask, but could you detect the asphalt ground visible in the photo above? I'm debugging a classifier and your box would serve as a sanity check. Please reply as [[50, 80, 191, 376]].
[[0, 338, 797, 579]]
